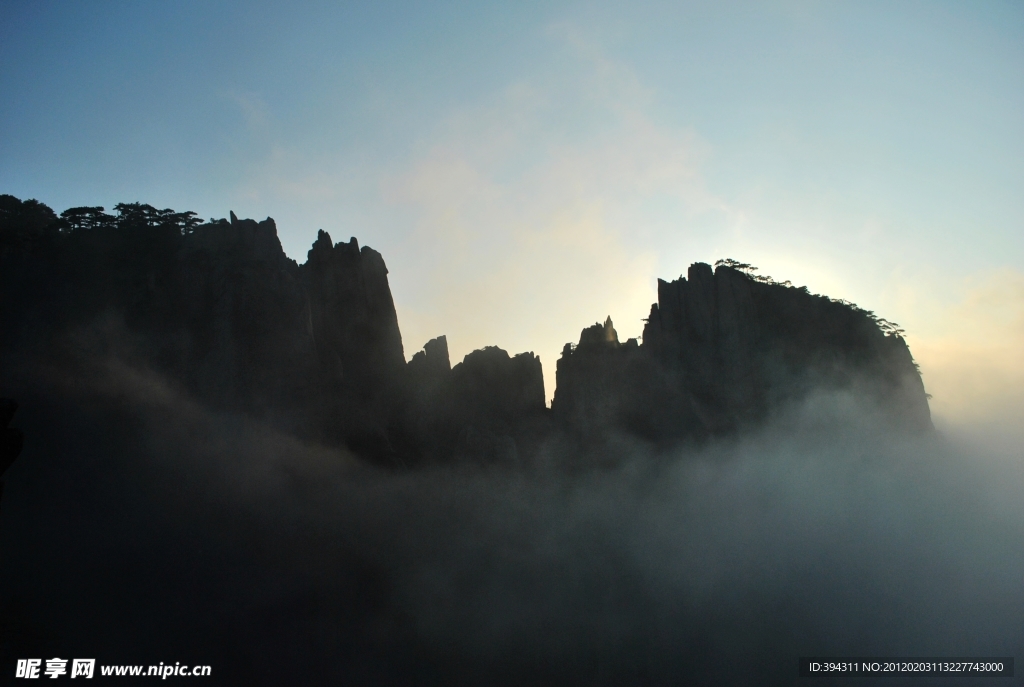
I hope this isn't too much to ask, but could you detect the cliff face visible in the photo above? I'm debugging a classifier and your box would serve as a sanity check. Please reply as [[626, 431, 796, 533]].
[[405, 339, 547, 465], [300, 230, 407, 454], [551, 318, 694, 445], [0, 199, 409, 462], [176, 214, 314, 418], [553, 263, 932, 444]]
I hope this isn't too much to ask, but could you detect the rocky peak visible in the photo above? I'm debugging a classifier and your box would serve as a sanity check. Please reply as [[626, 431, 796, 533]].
[[577, 316, 621, 349], [409, 335, 451, 380], [450, 347, 546, 423], [307, 230, 362, 265], [183, 213, 286, 266], [557, 260, 932, 442]]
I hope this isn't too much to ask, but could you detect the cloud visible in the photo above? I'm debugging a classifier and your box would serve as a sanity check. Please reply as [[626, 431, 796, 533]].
[[381, 32, 727, 400]]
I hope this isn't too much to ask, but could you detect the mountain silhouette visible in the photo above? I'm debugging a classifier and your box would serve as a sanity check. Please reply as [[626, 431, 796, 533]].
[[1, 194, 930, 468]]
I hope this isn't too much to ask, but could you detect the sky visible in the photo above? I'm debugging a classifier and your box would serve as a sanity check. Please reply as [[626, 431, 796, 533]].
[[1, 0, 1021, 432]]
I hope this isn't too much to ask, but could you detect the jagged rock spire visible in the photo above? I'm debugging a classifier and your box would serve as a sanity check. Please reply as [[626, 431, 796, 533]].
[[603, 316, 618, 343]]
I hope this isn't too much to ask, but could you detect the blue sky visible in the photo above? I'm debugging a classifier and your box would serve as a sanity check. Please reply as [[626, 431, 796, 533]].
[[2, 1, 1022, 427]]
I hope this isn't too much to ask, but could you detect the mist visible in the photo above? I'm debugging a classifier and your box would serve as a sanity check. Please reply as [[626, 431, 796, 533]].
[[2, 348, 1020, 686]]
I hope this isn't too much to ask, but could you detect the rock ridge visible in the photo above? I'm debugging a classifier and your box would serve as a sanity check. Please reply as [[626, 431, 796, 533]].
[[1, 195, 932, 467], [553, 261, 932, 444]]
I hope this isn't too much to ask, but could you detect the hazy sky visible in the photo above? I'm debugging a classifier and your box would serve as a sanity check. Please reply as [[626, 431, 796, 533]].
[[2, 1, 1021, 429]]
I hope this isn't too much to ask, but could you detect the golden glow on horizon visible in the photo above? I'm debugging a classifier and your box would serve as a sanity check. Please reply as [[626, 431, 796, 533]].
[[910, 268, 1024, 433]]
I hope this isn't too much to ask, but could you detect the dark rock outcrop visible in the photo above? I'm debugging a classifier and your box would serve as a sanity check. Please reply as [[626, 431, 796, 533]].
[[0, 197, 409, 464], [552, 317, 693, 446], [405, 340, 547, 465], [408, 335, 452, 384], [163, 216, 411, 460], [176, 214, 315, 420], [553, 263, 932, 445], [300, 230, 407, 456]]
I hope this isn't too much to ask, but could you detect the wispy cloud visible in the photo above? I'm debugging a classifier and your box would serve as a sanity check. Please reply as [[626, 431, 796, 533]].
[[382, 30, 727, 399]]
